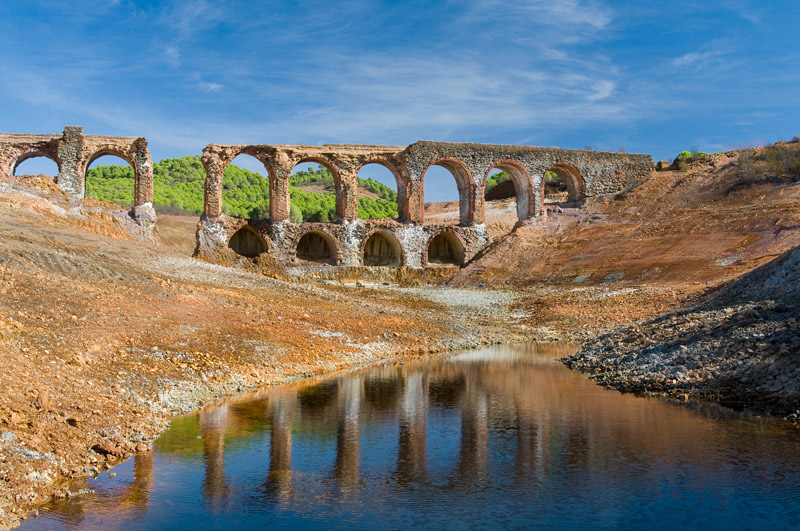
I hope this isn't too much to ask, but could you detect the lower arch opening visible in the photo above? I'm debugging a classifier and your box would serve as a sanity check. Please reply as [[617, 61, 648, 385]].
[[363, 232, 401, 266], [427, 232, 464, 266], [296, 231, 336, 265], [228, 227, 268, 258]]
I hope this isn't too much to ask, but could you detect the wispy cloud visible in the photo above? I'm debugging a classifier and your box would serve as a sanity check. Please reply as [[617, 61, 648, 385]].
[[672, 40, 732, 68]]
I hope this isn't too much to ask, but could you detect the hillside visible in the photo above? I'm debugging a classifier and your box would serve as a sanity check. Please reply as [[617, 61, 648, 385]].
[[453, 143, 800, 290]]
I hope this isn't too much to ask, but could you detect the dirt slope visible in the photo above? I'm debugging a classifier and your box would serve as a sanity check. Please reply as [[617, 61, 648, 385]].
[[454, 146, 800, 289], [563, 244, 800, 414]]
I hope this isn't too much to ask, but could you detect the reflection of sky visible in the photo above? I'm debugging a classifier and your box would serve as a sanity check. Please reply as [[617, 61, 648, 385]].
[[27, 343, 800, 530]]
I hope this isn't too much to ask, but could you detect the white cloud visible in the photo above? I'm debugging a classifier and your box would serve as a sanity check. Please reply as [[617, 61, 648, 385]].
[[672, 39, 731, 68], [199, 81, 223, 92]]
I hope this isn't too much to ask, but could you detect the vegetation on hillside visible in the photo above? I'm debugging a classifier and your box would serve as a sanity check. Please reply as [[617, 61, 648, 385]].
[[85, 158, 398, 221], [484, 171, 510, 195], [736, 142, 800, 184], [674, 149, 709, 171]]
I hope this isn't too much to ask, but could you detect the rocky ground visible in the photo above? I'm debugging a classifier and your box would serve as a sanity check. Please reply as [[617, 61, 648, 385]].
[[563, 244, 800, 415], [1, 143, 800, 528]]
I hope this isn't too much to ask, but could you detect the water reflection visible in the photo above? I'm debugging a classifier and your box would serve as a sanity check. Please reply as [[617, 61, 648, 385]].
[[27, 343, 800, 530]]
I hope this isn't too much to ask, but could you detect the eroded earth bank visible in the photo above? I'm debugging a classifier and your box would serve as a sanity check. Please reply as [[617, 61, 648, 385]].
[[1, 142, 800, 528]]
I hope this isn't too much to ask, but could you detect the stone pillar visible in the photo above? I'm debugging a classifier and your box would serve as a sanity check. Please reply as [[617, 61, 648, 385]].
[[407, 179, 424, 223], [533, 174, 544, 218], [336, 169, 359, 222], [56, 126, 85, 197], [131, 138, 153, 206], [466, 181, 485, 225], [270, 154, 293, 222], [202, 150, 224, 219]]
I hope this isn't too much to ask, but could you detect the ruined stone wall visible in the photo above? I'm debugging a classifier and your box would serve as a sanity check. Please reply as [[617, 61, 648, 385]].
[[197, 140, 652, 269], [202, 140, 652, 226], [0, 127, 155, 223], [400, 141, 654, 221], [202, 144, 409, 224], [196, 215, 488, 269]]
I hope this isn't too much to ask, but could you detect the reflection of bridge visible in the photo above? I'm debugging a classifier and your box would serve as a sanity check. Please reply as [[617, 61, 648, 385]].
[[192, 359, 555, 500], [197, 141, 653, 268]]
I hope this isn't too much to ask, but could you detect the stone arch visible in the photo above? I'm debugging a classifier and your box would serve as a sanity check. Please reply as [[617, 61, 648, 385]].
[[83, 151, 138, 206], [86, 148, 135, 171], [354, 156, 409, 221], [421, 157, 474, 225], [202, 145, 274, 221], [292, 155, 341, 185], [483, 159, 534, 221], [11, 151, 61, 179], [294, 228, 340, 265], [425, 229, 466, 266], [545, 163, 585, 203], [291, 156, 343, 222], [361, 228, 404, 266], [218, 147, 273, 177], [223, 151, 272, 220], [228, 225, 270, 258], [83, 142, 154, 214]]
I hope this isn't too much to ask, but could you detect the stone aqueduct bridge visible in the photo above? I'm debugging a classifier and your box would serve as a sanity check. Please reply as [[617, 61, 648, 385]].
[[0, 127, 654, 268], [0, 126, 155, 221], [198, 141, 653, 268]]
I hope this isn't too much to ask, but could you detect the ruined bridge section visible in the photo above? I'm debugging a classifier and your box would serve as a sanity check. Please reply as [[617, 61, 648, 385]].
[[197, 141, 652, 269], [0, 126, 155, 222]]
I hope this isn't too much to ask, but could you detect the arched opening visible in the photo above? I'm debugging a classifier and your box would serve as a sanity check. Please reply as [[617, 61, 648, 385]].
[[12, 155, 59, 180], [543, 171, 567, 202], [290, 162, 337, 223], [426, 231, 465, 266], [362, 230, 402, 266], [356, 162, 399, 220], [296, 230, 337, 265], [421, 159, 471, 225], [228, 226, 269, 258], [483, 160, 533, 223], [85, 154, 136, 206], [545, 163, 584, 204], [222, 154, 270, 220]]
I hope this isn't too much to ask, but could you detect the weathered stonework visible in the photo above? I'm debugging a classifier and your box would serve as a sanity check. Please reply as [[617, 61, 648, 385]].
[[0, 126, 154, 222], [196, 215, 488, 269], [198, 140, 652, 268]]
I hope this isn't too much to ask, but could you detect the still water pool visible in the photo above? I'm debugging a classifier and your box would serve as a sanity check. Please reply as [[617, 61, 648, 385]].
[[25, 343, 800, 530]]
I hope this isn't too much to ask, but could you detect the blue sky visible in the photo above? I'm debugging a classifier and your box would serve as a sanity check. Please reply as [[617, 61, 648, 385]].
[[2, 1, 799, 200]]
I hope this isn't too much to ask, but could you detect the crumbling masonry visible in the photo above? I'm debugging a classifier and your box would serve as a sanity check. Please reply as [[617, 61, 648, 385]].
[[0, 126, 155, 222], [197, 141, 653, 268]]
